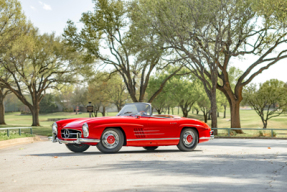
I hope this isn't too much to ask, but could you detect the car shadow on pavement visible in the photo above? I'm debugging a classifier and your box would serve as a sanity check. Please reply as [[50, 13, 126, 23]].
[[26, 149, 202, 157]]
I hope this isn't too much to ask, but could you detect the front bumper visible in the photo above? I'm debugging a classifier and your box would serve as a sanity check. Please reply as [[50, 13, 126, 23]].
[[49, 135, 99, 144]]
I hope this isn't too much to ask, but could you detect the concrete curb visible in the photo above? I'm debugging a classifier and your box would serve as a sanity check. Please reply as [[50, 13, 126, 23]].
[[0, 136, 43, 149]]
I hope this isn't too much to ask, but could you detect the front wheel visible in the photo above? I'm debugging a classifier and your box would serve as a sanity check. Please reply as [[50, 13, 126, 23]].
[[66, 144, 90, 153], [143, 146, 158, 151], [177, 128, 198, 151], [96, 128, 124, 153]]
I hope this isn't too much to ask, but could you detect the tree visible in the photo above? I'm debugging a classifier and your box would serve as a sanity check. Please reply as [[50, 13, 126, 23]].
[[138, 0, 229, 129], [143, 0, 287, 131], [108, 74, 129, 112], [0, 72, 11, 124], [148, 68, 200, 117], [243, 79, 287, 128], [87, 71, 119, 117], [54, 85, 74, 112], [39, 94, 58, 113], [0, 0, 32, 124], [218, 67, 243, 119], [218, 91, 228, 119], [172, 78, 201, 118], [146, 68, 176, 114], [0, 32, 78, 126], [197, 94, 210, 123], [63, 0, 183, 104], [71, 85, 88, 114]]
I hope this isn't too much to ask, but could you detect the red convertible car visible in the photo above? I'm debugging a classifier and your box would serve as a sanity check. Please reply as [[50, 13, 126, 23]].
[[51, 103, 214, 153]]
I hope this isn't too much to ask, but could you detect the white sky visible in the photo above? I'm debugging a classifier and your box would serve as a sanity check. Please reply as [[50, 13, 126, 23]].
[[19, 0, 287, 84]]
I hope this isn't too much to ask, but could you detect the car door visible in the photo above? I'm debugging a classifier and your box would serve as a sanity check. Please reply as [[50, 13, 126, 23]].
[[146, 116, 179, 145]]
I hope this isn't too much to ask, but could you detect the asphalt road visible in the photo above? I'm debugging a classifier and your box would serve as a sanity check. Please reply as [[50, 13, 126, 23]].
[[0, 139, 286, 192]]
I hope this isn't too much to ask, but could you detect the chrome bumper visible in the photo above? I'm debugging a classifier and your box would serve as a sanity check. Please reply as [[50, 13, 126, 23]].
[[49, 135, 99, 144]]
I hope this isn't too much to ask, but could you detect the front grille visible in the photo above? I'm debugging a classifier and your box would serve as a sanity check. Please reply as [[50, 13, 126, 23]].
[[61, 129, 82, 139]]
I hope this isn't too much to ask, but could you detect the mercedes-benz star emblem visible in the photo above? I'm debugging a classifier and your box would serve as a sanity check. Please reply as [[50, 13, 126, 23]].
[[63, 129, 70, 138]]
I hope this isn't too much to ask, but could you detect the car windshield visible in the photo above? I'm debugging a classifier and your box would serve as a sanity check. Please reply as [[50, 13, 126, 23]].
[[117, 103, 151, 117]]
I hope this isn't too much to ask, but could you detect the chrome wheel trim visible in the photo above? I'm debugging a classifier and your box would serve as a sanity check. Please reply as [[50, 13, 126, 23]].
[[102, 130, 120, 149], [183, 131, 195, 148]]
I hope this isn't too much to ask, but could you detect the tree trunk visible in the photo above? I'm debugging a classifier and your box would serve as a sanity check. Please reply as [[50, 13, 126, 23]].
[[116, 105, 121, 112], [196, 109, 199, 115], [30, 105, 40, 126], [183, 111, 188, 117], [172, 108, 174, 115], [208, 111, 211, 120], [223, 105, 226, 118], [230, 99, 243, 133], [0, 95, 6, 125], [203, 112, 208, 123], [263, 122, 267, 129], [178, 106, 179, 114], [94, 110, 98, 117], [157, 109, 161, 114], [180, 106, 188, 117], [262, 119, 267, 129], [218, 82, 243, 132], [210, 94, 218, 135], [168, 107, 170, 114], [217, 112, 219, 117], [101, 106, 106, 117]]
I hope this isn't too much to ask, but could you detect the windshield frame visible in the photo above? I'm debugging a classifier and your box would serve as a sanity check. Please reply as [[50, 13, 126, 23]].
[[117, 103, 152, 117]]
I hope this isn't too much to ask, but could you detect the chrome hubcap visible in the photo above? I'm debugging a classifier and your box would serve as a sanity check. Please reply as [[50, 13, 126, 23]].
[[183, 131, 195, 148], [102, 131, 119, 149]]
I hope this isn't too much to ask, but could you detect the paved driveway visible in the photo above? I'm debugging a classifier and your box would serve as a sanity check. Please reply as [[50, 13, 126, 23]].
[[0, 139, 286, 192]]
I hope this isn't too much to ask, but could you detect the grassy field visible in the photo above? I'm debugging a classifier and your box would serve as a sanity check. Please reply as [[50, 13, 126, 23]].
[[0, 109, 287, 140]]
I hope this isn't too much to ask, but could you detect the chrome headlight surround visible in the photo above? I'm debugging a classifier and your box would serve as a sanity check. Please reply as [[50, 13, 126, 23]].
[[52, 122, 58, 135], [82, 123, 89, 137]]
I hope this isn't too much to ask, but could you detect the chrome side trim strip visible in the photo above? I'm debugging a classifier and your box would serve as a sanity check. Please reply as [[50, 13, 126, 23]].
[[127, 138, 179, 141]]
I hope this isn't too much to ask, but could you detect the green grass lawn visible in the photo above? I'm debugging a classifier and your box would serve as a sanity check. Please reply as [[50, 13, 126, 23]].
[[1, 109, 287, 140]]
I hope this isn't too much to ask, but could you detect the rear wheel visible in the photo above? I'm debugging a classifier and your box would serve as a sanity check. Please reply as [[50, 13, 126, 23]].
[[177, 128, 198, 151], [96, 128, 124, 153], [143, 146, 158, 151], [66, 144, 90, 153]]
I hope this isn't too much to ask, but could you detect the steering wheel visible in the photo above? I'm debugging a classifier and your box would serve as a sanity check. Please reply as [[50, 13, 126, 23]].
[[139, 111, 147, 116]]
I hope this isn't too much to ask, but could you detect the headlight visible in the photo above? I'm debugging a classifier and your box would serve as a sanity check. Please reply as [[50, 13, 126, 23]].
[[82, 123, 89, 137], [52, 122, 58, 135]]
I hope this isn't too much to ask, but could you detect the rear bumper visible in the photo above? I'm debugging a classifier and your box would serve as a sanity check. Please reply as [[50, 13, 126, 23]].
[[210, 130, 214, 140], [49, 135, 99, 144], [199, 130, 214, 140], [210, 135, 214, 140]]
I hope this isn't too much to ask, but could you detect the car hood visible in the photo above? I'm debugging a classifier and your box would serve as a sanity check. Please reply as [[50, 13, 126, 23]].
[[61, 116, 131, 129]]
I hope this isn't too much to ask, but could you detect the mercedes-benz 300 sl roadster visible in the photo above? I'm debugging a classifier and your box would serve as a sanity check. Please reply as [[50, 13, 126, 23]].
[[51, 103, 214, 153]]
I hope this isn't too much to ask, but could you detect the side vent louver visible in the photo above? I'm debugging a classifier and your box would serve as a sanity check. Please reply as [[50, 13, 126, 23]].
[[134, 128, 145, 138]]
